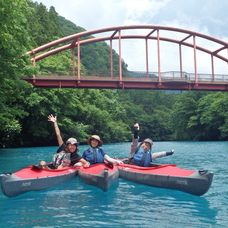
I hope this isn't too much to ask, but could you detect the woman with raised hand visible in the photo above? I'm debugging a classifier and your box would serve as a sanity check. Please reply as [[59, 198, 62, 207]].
[[39, 114, 89, 169], [127, 123, 174, 167]]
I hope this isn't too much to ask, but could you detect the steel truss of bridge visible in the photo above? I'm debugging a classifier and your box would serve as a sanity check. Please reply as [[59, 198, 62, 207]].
[[24, 25, 228, 91]]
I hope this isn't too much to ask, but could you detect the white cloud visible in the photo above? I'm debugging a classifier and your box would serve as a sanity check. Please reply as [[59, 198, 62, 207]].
[[120, 0, 170, 21]]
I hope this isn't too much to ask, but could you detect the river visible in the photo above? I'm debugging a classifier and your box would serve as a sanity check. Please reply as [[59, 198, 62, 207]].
[[0, 141, 227, 227]]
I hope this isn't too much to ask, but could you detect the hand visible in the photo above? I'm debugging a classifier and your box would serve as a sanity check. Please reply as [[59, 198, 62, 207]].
[[134, 123, 140, 131], [116, 160, 123, 165], [84, 162, 90, 167], [48, 114, 57, 123], [73, 162, 83, 167], [166, 149, 174, 156]]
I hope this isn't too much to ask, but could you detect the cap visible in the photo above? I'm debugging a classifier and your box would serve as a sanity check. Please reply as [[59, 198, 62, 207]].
[[143, 138, 153, 147], [66, 138, 79, 146]]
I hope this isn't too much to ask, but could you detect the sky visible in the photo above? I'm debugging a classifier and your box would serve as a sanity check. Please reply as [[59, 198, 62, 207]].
[[36, 0, 228, 74]]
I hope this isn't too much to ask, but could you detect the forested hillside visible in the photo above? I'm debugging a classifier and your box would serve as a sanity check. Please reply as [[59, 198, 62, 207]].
[[0, 0, 228, 148]]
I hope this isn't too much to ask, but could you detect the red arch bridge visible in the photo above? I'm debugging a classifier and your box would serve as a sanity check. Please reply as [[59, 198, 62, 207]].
[[23, 25, 228, 91]]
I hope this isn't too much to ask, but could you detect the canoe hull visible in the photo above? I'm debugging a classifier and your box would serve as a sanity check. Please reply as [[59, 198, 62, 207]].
[[1, 166, 79, 197], [78, 164, 119, 192], [118, 164, 214, 196]]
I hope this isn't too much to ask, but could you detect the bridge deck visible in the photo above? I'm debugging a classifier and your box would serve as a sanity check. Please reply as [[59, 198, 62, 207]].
[[21, 76, 228, 91]]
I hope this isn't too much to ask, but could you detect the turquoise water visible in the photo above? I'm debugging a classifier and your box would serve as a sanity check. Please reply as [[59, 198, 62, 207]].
[[0, 141, 227, 228]]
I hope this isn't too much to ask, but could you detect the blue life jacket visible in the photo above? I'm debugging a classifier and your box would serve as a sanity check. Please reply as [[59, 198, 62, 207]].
[[82, 147, 106, 164], [133, 147, 152, 167]]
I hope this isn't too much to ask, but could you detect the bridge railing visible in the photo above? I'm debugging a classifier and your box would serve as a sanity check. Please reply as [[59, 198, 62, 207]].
[[131, 71, 228, 82], [37, 69, 228, 83]]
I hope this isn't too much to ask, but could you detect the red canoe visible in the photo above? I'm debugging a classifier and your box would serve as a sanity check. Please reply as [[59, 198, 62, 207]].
[[0, 165, 79, 197], [118, 162, 214, 196], [78, 163, 119, 192]]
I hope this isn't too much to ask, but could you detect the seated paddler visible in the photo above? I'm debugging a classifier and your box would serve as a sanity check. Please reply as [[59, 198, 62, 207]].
[[82, 135, 122, 165], [125, 123, 174, 167], [39, 114, 89, 169]]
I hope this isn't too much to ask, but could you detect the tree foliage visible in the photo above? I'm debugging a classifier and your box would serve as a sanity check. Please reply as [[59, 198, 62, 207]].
[[188, 92, 228, 140], [170, 92, 228, 141], [0, 0, 37, 147]]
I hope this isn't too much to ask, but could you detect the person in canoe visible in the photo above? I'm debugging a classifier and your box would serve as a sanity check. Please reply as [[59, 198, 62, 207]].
[[125, 123, 174, 167], [82, 135, 123, 165], [39, 114, 90, 169]]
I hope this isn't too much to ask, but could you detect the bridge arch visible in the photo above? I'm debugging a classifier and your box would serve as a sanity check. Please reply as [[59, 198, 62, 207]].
[[25, 25, 228, 91]]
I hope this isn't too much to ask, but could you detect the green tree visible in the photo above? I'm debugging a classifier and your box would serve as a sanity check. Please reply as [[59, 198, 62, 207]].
[[170, 92, 203, 140], [0, 0, 36, 147], [48, 6, 63, 39], [188, 92, 228, 140], [59, 15, 85, 36], [117, 90, 176, 140], [0, 0, 34, 81], [27, 2, 63, 47]]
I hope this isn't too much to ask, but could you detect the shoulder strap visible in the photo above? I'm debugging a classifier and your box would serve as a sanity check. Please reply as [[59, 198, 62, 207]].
[[56, 143, 66, 153], [93, 148, 97, 164]]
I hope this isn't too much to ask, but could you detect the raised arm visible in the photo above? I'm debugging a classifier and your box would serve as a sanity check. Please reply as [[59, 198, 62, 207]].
[[48, 114, 63, 146], [130, 123, 140, 158]]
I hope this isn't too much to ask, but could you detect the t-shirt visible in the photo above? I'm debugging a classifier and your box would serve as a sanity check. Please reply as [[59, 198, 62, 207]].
[[57, 143, 82, 166]]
